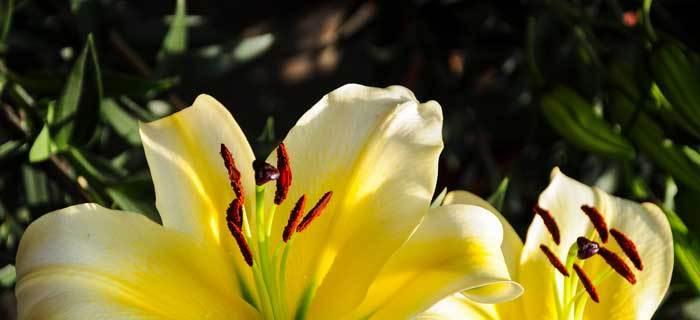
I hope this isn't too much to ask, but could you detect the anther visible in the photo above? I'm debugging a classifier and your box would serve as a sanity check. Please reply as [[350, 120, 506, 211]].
[[610, 228, 643, 271], [226, 198, 244, 229], [580, 205, 609, 243], [573, 264, 599, 303], [598, 247, 636, 284], [283, 195, 306, 242], [540, 244, 569, 277], [577, 237, 600, 259], [533, 205, 561, 245], [253, 159, 280, 186], [297, 191, 333, 232], [220, 144, 244, 201], [275, 143, 292, 205], [226, 219, 254, 266]]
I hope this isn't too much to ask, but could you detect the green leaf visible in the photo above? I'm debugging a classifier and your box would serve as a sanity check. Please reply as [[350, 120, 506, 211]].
[[541, 86, 636, 160], [106, 176, 159, 223], [159, 0, 187, 58], [103, 73, 177, 97], [21, 165, 51, 207], [28, 124, 55, 162], [0, 0, 14, 44], [0, 139, 25, 160], [66, 147, 126, 184], [100, 98, 141, 145], [487, 177, 509, 211]]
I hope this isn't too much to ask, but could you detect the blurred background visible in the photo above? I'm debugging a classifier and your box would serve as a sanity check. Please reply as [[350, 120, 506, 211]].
[[1, 0, 699, 318]]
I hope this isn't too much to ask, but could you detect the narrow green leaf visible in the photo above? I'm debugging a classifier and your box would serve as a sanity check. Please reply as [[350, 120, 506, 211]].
[[106, 176, 159, 222], [28, 125, 54, 162], [21, 165, 51, 206], [487, 177, 509, 211], [256, 116, 275, 143], [52, 40, 90, 148], [0, 140, 26, 160], [100, 98, 141, 145], [0, 0, 14, 44], [159, 0, 187, 58], [66, 147, 126, 184]]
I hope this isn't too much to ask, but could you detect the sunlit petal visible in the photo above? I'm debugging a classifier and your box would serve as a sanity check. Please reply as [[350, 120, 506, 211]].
[[351, 204, 522, 319], [139, 94, 256, 285], [266, 84, 443, 317], [15, 204, 258, 320]]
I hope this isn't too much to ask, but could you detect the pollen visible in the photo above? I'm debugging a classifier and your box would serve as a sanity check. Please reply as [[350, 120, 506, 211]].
[[220, 144, 245, 202], [533, 205, 561, 245], [573, 264, 599, 303], [226, 215, 254, 266], [540, 244, 569, 277], [283, 195, 306, 242], [580, 205, 609, 243], [275, 143, 292, 205], [226, 198, 244, 229], [598, 247, 636, 284], [610, 228, 643, 271], [297, 191, 333, 232]]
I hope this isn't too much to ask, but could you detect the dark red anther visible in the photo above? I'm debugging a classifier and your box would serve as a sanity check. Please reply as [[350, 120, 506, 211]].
[[226, 198, 244, 229], [577, 237, 600, 260], [220, 144, 244, 202], [283, 195, 306, 242], [275, 143, 292, 205], [573, 264, 600, 303], [253, 159, 279, 186], [598, 247, 636, 284], [580, 205, 609, 243], [533, 205, 561, 245], [297, 191, 333, 232], [226, 219, 253, 266], [610, 228, 643, 271], [540, 244, 569, 277]]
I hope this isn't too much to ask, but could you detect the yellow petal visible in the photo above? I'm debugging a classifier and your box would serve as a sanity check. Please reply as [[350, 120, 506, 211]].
[[350, 204, 522, 319], [580, 203, 672, 320], [15, 204, 258, 319], [444, 190, 523, 278], [139, 94, 256, 283], [267, 84, 444, 317], [521, 168, 673, 320], [519, 167, 599, 319], [416, 294, 499, 320]]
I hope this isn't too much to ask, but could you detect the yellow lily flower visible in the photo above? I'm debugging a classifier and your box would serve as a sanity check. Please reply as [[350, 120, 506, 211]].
[[420, 168, 674, 320], [15, 84, 522, 319]]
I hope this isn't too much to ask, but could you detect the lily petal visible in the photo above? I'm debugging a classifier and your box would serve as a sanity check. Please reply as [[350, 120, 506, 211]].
[[580, 203, 672, 319], [268, 84, 443, 317], [139, 94, 256, 281], [519, 168, 599, 319], [15, 204, 258, 320], [444, 190, 523, 278], [416, 294, 499, 320], [351, 204, 522, 319]]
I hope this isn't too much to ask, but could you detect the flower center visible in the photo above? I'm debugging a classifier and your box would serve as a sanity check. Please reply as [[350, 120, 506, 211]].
[[220, 143, 333, 320], [535, 204, 644, 320]]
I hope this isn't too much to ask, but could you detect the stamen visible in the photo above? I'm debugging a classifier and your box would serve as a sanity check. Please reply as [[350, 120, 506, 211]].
[[610, 228, 643, 271], [580, 205, 609, 243], [283, 195, 306, 242], [573, 264, 599, 303], [226, 219, 254, 266], [533, 205, 561, 245], [226, 198, 244, 229], [598, 247, 636, 284], [576, 237, 600, 259], [253, 159, 280, 186], [540, 244, 569, 277], [297, 191, 333, 232], [220, 144, 244, 201], [275, 143, 292, 205]]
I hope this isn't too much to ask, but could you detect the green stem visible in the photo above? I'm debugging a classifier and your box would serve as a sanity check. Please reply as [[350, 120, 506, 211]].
[[642, 0, 657, 41]]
